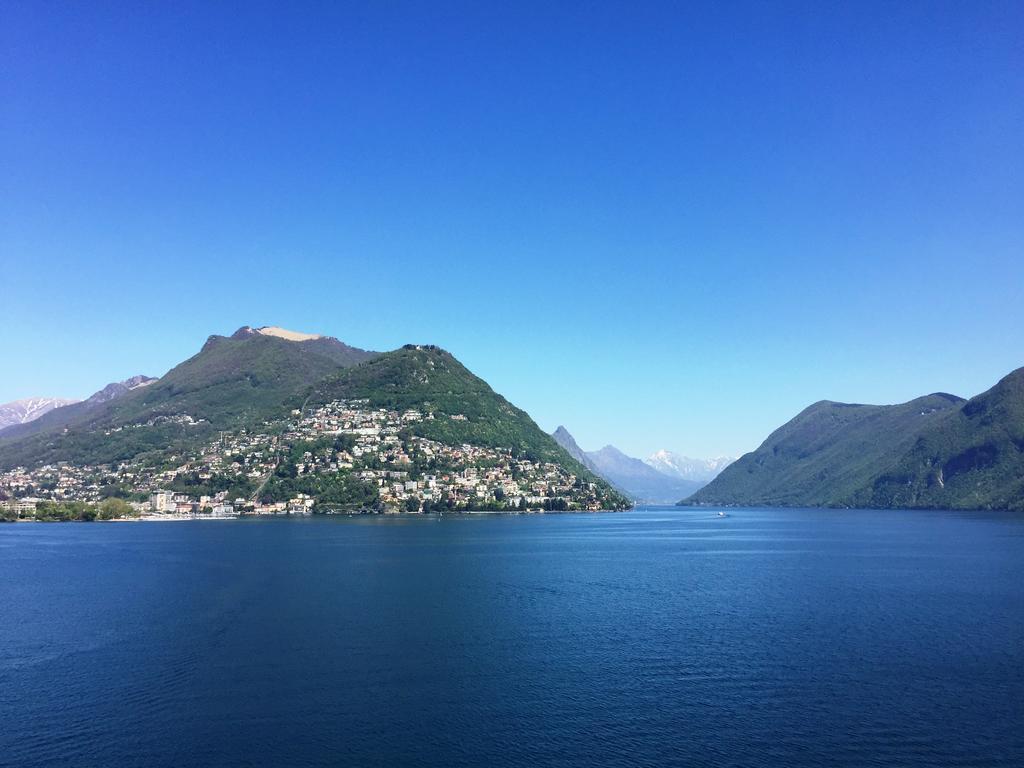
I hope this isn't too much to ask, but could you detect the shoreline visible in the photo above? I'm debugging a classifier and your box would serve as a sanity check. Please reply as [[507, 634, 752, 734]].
[[4, 507, 634, 524]]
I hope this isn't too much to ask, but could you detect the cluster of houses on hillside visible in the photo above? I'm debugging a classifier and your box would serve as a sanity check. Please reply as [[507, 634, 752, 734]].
[[0, 463, 106, 503], [145, 489, 314, 517], [285, 399, 604, 510], [1, 399, 616, 516]]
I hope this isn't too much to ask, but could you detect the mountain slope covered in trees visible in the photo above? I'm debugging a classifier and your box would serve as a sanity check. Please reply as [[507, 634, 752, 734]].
[[0, 329, 378, 469], [0, 330, 627, 508], [685, 368, 1024, 510]]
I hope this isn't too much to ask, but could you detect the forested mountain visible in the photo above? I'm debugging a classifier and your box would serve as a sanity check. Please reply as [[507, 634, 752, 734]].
[[685, 368, 1024, 511], [0, 328, 378, 469], [0, 329, 627, 511], [310, 345, 604, 472]]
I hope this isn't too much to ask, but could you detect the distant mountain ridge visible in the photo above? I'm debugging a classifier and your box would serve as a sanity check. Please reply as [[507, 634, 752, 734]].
[[686, 368, 1024, 511], [85, 376, 157, 405], [552, 427, 709, 503], [551, 426, 599, 473], [587, 445, 706, 502], [0, 377, 158, 442], [0, 398, 79, 433], [645, 450, 735, 482]]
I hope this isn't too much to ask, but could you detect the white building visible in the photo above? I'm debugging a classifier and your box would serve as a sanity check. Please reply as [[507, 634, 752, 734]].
[[6, 497, 41, 515], [149, 490, 175, 513]]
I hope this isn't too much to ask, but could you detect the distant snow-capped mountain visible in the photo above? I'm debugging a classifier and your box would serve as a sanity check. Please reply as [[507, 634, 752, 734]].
[[0, 376, 157, 441], [584, 445, 704, 501], [644, 450, 735, 482], [552, 427, 710, 503], [0, 398, 79, 432]]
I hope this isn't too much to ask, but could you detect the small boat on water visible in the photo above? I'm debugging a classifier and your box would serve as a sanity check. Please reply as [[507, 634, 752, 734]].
[[718, 511, 728, 518]]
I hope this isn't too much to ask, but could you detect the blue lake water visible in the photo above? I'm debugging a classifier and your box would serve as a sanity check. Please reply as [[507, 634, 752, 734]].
[[1, 506, 1023, 767]]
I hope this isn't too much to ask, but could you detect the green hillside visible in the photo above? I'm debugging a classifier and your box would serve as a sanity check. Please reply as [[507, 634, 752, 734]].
[[0, 331, 628, 510], [0, 330, 377, 470], [685, 368, 1024, 511], [862, 368, 1024, 510], [128, 330, 377, 425], [310, 345, 619, 487]]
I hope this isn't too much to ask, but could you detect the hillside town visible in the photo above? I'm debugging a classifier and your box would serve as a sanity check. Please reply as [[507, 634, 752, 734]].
[[1, 399, 617, 520]]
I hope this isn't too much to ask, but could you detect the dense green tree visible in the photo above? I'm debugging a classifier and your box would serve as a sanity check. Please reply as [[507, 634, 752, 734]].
[[98, 498, 136, 520]]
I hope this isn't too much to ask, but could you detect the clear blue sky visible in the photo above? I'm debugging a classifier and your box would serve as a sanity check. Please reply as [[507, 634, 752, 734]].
[[2, 1, 1022, 459]]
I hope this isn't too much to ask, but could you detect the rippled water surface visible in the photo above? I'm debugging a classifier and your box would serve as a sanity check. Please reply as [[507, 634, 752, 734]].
[[2, 507, 1023, 767]]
